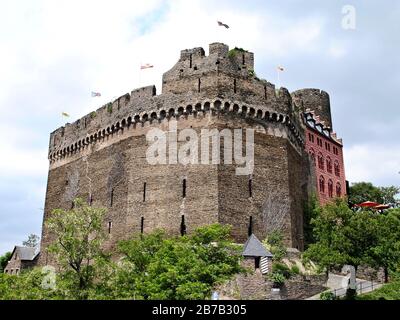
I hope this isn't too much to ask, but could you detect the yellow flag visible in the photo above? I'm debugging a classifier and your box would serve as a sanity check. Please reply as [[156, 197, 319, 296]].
[[62, 112, 70, 117]]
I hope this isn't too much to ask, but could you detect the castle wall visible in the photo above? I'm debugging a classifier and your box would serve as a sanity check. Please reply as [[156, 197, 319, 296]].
[[39, 42, 344, 266]]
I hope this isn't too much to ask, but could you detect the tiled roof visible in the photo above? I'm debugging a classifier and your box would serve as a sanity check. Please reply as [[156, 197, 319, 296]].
[[242, 234, 273, 257]]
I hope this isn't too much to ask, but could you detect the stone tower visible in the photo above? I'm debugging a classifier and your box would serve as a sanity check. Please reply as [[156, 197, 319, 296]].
[[39, 43, 324, 265]]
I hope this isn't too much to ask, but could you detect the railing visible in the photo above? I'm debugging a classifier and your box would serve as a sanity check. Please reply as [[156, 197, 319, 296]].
[[332, 281, 379, 298]]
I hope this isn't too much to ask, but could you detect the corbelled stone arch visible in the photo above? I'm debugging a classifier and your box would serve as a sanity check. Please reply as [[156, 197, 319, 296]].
[[168, 108, 175, 118], [150, 112, 158, 122], [233, 104, 239, 114], [177, 106, 184, 116], [194, 103, 202, 113], [203, 102, 211, 112], [186, 105, 193, 114], [256, 109, 263, 119], [223, 102, 230, 112], [159, 110, 166, 120], [141, 113, 149, 123], [134, 114, 140, 123], [248, 107, 256, 117], [214, 100, 222, 111]]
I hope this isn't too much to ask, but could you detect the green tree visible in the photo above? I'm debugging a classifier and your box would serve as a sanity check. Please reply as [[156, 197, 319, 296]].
[[263, 231, 287, 262], [368, 209, 400, 282], [112, 224, 242, 300], [0, 252, 12, 273], [303, 193, 319, 247], [46, 198, 107, 299], [22, 234, 40, 247], [349, 182, 399, 206], [303, 199, 354, 273]]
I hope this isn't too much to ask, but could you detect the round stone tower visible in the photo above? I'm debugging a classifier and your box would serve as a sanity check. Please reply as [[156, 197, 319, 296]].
[[291, 89, 332, 129]]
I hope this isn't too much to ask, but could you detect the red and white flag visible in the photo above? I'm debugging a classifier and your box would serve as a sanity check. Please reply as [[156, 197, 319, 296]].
[[91, 91, 101, 97], [140, 63, 154, 70]]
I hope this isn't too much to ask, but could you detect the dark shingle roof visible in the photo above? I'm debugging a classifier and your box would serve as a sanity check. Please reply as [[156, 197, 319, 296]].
[[242, 234, 273, 257], [14, 246, 39, 261]]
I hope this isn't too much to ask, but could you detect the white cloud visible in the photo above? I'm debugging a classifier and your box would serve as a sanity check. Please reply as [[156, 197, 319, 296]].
[[344, 143, 400, 186]]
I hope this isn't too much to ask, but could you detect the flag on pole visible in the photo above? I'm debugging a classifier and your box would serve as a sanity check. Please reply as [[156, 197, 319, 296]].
[[91, 91, 101, 97], [140, 63, 154, 70], [217, 21, 229, 29], [61, 112, 70, 117]]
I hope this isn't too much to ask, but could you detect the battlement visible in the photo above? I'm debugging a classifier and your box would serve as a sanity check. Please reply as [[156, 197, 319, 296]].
[[47, 43, 342, 168]]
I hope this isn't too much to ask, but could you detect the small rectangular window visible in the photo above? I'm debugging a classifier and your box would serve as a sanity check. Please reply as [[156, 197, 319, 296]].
[[108, 221, 112, 234], [143, 182, 147, 202], [140, 217, 144, 234]]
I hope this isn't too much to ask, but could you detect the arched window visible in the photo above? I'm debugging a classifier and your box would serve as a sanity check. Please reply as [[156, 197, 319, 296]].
[[334, 161, 340, 177], [326, 157, 332, 173], [328, 179, 333, 198], [336, 183, 342, 197], [309, 148, 316, 164], [319, 176, 325, 193], [318, 153, 324, 170]]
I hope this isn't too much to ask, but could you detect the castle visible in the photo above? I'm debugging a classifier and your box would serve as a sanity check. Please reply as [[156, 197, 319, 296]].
[[38, 43, 345, 265]]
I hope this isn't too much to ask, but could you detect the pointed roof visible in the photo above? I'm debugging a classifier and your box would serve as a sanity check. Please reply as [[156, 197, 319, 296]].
[[242, 234, 273, 258], [11, 246, 40, 261]]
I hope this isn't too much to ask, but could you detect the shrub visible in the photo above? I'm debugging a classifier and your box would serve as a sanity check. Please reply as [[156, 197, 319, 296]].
[[291, 265, 300, 275], [320, 291, 335, 300], [272, 263, 291, 279], [269, 272, 285, 287]]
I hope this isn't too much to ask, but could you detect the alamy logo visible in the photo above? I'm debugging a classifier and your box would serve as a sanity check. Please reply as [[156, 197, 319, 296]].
[[146, 120, 254, 175]]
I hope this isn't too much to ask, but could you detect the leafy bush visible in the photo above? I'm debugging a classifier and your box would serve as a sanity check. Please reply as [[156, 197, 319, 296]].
[[264, 231, 287, 262], [269, 272, 285, 287], [291, 265, 300, 275], [272, 263, 291, 279], [320, 291, 335, 300]]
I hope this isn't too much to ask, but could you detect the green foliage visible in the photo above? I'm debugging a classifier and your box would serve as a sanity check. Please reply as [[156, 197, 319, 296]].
[[349, 182, 400, 206], [320, 291, 335, 300], [290, 265, 300, 275], [90, 111, 97, 118], [303, 198, 359, 272], [263, 231, 287, 262], [22, 234, 40, 247], [268, 272, 285, 287], [248, 68, 256, 77], [112, 224, 242, 300], [0, 252, 12, 273], [367, 208, 400, 282], [303, 193, 319, 247], [304, 199, 400, 280], [272, 262, 291, 279], [228, 47, 246, 58], [46, 198, 107, 298], [357, 281, 400, 300], [107, 103, 113, 114]]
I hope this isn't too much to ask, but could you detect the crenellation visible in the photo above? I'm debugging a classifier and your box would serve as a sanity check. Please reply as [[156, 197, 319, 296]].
[[39, 42, 345, 266]]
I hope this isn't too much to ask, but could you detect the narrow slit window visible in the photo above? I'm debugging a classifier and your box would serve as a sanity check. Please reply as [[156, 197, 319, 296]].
[[248, 216, 253, 236], [108, 221, 112, 234], [248, 178, 253, 198], [189, 54, 192, 68], [264, 86, 267, 99], [110, 188, 114, 207], [180, 215, 186, 236], [234, 79, 237, 93], [89, 194, 93, 206], [198, 78, 201, 93], [140, 217, 144, 234], [143, 182, 147, 202], [182, 179, 186, 198], [242, 54, 245, 65]]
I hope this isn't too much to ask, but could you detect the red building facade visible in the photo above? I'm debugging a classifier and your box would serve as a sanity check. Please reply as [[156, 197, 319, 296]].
[[303, 111, 346, 205]]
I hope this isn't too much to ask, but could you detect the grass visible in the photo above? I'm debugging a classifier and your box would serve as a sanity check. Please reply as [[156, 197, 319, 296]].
[[357, 281, 400, 300]]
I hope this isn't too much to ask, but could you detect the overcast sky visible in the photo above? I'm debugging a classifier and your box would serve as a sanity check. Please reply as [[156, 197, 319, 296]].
[[0, 0, 399, 255]]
